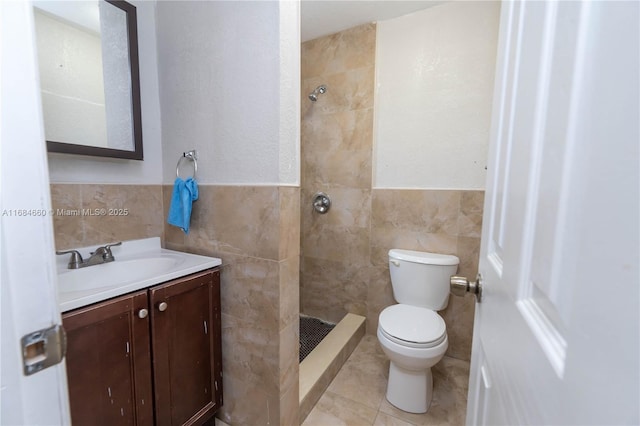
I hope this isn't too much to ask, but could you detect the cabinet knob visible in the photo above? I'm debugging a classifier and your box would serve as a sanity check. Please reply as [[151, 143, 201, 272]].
[[158, 302, 168, 312], [138, 308, 148, 319]]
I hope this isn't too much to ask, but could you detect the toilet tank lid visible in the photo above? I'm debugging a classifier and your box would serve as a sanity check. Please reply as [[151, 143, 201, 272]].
[[389, 249, 459, 266]]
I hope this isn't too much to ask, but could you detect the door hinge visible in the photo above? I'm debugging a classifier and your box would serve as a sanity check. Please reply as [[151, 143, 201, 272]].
[[21, 324, 66, 376]]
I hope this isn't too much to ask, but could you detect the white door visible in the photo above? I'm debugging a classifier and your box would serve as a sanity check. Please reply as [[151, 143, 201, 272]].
[[1, 1, 71, 424], [466, 1, 639, 425]]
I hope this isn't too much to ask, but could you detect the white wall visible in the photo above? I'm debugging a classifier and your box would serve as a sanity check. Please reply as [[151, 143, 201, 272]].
[[373, 1, 500, 190], [278, 0, 301, 185], [156, 0, 300, 185], [48, 0, 163, 184]]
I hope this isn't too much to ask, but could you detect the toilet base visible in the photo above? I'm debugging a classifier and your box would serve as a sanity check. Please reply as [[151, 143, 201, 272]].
[[386, 362, 433, 414]]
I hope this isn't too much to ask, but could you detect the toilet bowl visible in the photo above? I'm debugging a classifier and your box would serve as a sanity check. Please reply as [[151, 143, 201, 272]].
[[377, 249, 458, 414], [377, 304, 448, 413]]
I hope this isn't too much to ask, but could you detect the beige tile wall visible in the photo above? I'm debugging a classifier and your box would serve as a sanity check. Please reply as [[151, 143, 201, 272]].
[[50, 184, 164, 250], [301, 23, 375, 324], [163, 184, 301, 426], [301, 24, 483, 361]]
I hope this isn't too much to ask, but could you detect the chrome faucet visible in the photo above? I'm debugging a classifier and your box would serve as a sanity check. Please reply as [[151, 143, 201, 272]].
[[56, 242, 122, 269]]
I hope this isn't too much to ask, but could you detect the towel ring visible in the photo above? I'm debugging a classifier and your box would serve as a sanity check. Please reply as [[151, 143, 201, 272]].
[[176, 150, 198, 180]]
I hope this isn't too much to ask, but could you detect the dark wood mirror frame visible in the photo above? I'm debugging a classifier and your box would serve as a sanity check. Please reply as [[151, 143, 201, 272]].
[[46, 0, 143, 161]]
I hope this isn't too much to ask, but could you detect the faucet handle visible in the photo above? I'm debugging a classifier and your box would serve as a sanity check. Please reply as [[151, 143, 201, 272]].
[[102, 241, 122, 261], [56, 249, 84, 269], [104, 242, 122, 250]]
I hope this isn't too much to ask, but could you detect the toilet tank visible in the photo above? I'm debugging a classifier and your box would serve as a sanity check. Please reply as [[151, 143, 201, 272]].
[[388, 249, 459, 310]]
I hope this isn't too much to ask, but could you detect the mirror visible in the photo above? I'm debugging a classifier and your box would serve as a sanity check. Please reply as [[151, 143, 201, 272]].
[[33, 0, 143, 160]]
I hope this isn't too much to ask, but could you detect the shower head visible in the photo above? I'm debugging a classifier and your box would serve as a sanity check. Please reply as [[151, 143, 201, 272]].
[[308, 85, 327, 102]]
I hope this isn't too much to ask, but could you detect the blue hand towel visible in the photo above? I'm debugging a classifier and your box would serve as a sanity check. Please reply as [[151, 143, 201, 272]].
[[167, 177, 199, 234]]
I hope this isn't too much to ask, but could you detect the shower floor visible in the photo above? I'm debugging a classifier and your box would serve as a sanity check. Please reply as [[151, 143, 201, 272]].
[[299, 315, 336, 363]]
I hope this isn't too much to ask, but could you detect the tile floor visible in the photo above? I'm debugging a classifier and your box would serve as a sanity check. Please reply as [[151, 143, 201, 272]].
[[302, 335, 471, 426]]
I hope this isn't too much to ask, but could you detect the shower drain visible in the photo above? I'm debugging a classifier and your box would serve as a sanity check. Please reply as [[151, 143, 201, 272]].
[[299, 316, 336, 363]]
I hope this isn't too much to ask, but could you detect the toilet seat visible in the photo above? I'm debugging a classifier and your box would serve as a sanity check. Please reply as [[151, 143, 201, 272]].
[[379, 305, 447, 349]]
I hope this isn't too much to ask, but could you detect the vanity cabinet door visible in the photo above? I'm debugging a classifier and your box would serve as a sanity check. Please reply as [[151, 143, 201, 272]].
[[150, 269, 222, 426], [62, 290, 154, 426]]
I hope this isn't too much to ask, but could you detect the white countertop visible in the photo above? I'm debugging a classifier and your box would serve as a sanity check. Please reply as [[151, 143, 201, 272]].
[[57, 237, 221, 312]]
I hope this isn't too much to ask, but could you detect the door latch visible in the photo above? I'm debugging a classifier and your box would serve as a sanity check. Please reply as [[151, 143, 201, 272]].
[[450, 273, 483, 303], [21, 324, 67, 376]]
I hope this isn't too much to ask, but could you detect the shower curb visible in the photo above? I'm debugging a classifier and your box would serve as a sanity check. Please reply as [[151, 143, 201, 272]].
[[299, 313, 366, 423]]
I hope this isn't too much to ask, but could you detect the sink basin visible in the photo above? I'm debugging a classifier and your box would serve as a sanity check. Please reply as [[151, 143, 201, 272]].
[[56, 238, 222, 312], [58, 255, 184, 293]]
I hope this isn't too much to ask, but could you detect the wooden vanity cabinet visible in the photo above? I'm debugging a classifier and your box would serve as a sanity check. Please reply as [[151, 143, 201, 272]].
[[62, 268, 222, 426], [150, 269, 223, 426], [63, 290, 154, 426]]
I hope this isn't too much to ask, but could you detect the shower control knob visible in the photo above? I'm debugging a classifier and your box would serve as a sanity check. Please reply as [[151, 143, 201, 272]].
[[450, 274, 483, 303], [312, 192, 331, 214]]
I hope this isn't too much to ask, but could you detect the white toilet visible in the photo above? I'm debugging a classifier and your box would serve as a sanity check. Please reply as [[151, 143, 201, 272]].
[[377, 249, 459, 414]]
